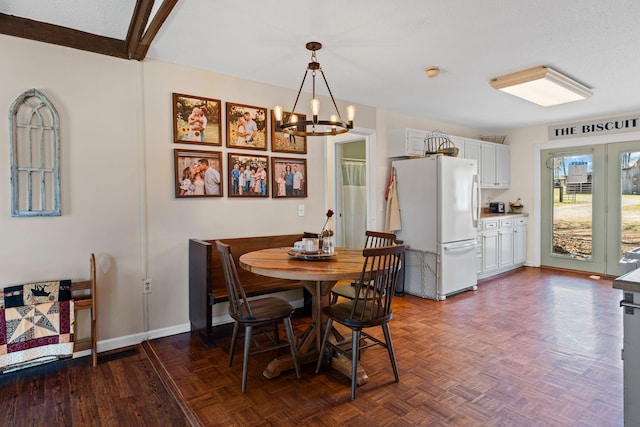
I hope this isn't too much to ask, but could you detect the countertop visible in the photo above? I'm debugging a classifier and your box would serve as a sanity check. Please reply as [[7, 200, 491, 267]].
[[480, 209, 529, 219], [613, 268, 640, 292]]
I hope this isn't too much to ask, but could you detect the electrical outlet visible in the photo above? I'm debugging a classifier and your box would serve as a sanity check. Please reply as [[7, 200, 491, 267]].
[[143, 278, 152, 294]]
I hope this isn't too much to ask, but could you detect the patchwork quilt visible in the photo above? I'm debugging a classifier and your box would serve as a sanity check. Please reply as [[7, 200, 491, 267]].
[[0, 280, 74, 373]]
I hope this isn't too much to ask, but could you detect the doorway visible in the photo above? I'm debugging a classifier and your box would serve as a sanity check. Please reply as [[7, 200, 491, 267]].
[[540, 141, 640, 275], [327, 130, 376, 248]]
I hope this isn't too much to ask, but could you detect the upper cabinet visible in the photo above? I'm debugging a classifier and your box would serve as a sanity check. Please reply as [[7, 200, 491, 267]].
[[387, 128, 429, 157], [387, 129, 510, 189], [480, 143, 510, 188]]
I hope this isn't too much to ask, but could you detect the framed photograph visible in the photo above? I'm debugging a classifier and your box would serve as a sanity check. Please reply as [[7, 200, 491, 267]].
[[173, 93, 222, 145], [271, 110, 307, 153], [271, 157, 307, 198], [228, 152, 269, 198], [174, 149, 223, 198], [226, 102, 268, 150]]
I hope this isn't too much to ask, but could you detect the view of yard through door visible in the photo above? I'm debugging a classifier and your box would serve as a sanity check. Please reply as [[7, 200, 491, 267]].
[[551, 149, 640, 270]]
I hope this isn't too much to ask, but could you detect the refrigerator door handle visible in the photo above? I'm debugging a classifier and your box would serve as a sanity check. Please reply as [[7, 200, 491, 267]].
[[443, 241, 477, 252], [472, 174, 480, 228]]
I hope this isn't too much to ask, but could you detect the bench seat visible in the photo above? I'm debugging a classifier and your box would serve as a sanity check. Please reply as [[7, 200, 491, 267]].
[[189, 234, 305, 345]]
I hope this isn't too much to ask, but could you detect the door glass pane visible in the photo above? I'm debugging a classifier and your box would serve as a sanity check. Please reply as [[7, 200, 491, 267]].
[[552, 154, 593, 260], [620, 151, 640, 257]]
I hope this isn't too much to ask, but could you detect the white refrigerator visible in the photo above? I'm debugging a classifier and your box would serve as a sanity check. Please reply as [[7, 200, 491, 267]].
[[393, 155, 479, 299]]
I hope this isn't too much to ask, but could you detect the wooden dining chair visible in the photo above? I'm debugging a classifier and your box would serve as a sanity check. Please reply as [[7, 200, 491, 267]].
[[330, 230, 397, 303], [315, 244, 405, 400], [215, 241, 301, 394]]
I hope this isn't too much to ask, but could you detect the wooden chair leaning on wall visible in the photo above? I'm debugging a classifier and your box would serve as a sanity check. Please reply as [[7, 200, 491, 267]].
[[330, 231, 397, 304], [215, 241, 301, 394], [315, 244, 405, 400]]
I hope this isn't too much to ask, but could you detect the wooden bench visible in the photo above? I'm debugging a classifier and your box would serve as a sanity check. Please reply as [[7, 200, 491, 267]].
[[189, 234, 306, 346]]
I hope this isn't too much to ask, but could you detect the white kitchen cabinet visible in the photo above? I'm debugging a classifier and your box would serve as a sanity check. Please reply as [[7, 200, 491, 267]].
[[387, 128, 428, 157], [481, 220, 499, 272], [478, 215, 527, 279], [480, 143, 510, 188], [495, 145, 510, 188], [462, 139, 481, 173], [498, 218, 514, 267], [514, 217, 527, 264], [386, 130, 509, 188]]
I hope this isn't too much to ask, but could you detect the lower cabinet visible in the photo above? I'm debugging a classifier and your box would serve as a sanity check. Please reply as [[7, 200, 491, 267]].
[[514, 217, 527, 264], [478, 215, 527, 279]]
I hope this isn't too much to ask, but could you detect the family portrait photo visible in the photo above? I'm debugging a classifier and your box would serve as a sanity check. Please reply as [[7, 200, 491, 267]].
[[226, 103, 268, 150], [173, 93, 222, 145], [228, 153, 269, 198], [271, 157, 307, 198], [174, 149, 223, 198], [271, 110, 307, 153]]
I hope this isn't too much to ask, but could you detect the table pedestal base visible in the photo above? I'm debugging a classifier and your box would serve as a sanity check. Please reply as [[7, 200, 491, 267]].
[[263, 351, 369, 386]]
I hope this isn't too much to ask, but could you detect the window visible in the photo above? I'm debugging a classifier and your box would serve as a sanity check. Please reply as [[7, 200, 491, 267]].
[[9, 89, 60, 217]]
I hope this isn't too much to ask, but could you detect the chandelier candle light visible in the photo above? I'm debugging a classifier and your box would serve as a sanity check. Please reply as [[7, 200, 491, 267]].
[[274, 42, 355, 137]]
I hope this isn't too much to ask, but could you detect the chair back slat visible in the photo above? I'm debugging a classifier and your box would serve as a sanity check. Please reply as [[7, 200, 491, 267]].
[[215, 241, 252, 318], [351, 244, 404, 322], [364, 230, 396, 249]]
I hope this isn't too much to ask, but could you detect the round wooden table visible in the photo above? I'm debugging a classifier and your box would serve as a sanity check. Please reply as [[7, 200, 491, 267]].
[[240, 246, 365, 380]]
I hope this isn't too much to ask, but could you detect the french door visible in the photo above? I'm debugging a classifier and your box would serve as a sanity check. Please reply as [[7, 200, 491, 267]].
[[541, 141, 640, 276], [606, 141, 640, 276]]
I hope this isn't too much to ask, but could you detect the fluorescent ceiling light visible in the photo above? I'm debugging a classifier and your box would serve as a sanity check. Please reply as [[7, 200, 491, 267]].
[[490, 66, 592, 107]]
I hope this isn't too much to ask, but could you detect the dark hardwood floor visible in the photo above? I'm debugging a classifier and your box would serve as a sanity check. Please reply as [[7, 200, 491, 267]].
[[0, 267, 624, 426], [0, 345, 190, 427]]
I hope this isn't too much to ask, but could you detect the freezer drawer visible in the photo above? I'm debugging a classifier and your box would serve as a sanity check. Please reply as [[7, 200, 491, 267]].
[[438, 240, 478, 298]]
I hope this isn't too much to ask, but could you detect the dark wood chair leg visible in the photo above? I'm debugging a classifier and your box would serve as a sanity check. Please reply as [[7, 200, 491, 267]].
[[229, 321, 239, 367], [351, 329, 361, 401], [242, 325, 252, 394], [315, 318, 334, 374], [382, 323, 399, 382], [284, 317, 301, 379]]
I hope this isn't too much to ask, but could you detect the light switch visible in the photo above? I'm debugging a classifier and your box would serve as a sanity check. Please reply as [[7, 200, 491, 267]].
[[298, 204, 305, 216]]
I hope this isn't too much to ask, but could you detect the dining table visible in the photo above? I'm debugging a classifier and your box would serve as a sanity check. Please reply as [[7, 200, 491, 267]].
[[239, 246, 369, 383]]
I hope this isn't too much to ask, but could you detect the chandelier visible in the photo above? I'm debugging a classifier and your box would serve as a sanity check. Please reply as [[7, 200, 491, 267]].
[[274, 42, 355, 137]]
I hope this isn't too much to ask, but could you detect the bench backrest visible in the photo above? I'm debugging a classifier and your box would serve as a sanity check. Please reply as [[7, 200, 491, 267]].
[[189, 234, 304, 303]]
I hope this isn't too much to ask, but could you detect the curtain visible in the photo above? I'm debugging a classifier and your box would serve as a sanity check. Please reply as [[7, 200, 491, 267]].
[[340, 160, 367, 248]]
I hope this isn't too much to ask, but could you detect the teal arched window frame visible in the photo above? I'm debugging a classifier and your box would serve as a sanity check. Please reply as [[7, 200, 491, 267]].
[[9, 89, 61, 217]]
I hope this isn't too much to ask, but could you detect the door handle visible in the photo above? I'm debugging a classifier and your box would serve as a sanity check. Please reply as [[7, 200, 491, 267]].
[[621, 292, 638, 314], [444, 244, 476, 253]]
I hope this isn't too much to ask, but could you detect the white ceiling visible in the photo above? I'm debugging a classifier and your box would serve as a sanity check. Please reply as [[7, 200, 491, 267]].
[[3, 0, 640, 131]]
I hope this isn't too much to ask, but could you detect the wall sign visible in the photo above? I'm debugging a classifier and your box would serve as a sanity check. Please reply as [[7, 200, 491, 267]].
[[549, 114, 640, 140]]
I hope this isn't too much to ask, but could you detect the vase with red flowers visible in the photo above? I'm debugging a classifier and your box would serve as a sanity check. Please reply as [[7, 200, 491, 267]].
[[321, 209, 335, 253]]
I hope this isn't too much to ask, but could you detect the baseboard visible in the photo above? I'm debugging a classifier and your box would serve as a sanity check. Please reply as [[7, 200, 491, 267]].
[[90, 296, 305, 354], [95, 322, 191, 353]]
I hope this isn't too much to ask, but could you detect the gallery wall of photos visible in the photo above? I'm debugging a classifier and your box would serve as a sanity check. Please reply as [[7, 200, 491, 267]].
[[172, 93, 309, 199]]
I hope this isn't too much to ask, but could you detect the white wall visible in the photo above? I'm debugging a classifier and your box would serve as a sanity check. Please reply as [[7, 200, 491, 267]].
[[1, 35, 144, 341]]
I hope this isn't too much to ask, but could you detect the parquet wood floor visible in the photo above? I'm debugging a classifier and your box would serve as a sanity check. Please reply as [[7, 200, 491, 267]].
[[0, 267, 624, 426], [148, 267, 624, 426]]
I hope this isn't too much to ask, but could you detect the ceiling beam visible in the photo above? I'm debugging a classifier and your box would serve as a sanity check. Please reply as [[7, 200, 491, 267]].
[[0, 13, 129, 59], [125, 0, 179, 61], [126, 0, 155, 60], [0, 0, 178, 62]]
